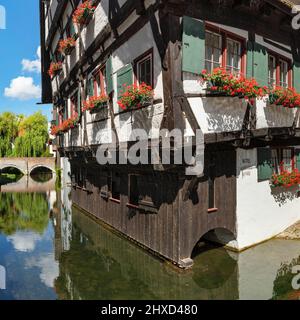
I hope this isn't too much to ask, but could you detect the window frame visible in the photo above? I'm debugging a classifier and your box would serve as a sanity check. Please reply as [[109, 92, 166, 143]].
[[134, 49, 154, 88], [93, 65, 107, 96], [205, 23, 246, 76], [271, 147, 296, 174], [267, 50, 292, 88], [70, 92, 78, 117]]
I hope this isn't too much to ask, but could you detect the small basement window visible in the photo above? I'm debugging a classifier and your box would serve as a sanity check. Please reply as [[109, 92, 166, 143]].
[[129, 175, 139, 207], [110, 172, 121, 201]]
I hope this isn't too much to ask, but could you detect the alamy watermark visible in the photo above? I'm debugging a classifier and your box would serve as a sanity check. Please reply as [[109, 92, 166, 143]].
[[0, 5, 5, 30], [292, 265, 300, 291], [96, 129, 205, 176], [292, 6, 300, 30], [0, 265, 5, 290]]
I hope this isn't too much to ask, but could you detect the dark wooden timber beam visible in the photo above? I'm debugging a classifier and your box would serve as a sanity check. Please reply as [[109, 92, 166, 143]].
[[164, 0, 293, 46]]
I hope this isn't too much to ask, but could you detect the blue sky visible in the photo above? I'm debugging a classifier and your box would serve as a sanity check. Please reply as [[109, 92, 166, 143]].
[[0, 0, 51, 119]]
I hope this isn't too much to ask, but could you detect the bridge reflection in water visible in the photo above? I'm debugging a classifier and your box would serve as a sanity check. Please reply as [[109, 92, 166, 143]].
[[0, 184, 300, 300], [0, 174, 56, 193]]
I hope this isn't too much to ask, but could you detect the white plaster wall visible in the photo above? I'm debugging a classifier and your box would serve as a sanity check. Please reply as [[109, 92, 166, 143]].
[[112, 21, 164, 113], [87, 119, 113, 145], [188, 96, 248, 134], [60, 156, 71, 188], [114, 104, 164, 142], [235, 148, 300, 250]]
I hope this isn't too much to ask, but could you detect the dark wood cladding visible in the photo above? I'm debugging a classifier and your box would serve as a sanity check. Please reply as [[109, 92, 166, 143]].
[[70, 147, 237, 267]]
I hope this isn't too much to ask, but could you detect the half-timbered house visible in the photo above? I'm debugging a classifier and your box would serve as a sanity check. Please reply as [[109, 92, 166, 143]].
[[40, 0, 300, 268]]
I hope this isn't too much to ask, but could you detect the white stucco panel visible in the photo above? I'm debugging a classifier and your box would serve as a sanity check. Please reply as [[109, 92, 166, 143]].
[[235, 148, 300, 250]]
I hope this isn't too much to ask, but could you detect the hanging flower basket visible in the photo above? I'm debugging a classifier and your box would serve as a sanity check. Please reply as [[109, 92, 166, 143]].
[[200, 68, 268, 105], [51, 113, 80, 136], [72, 1, 96, 26], [48, 62, 62, 78], [270, 168, 300, 188], [117, 83, 154, 111], [59, 37, 76, 56], [82, 94, 109, 113], [269, 87, 300, 109]]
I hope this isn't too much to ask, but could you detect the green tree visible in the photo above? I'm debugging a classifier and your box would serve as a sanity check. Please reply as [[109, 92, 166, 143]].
[[13, 111, 49, 157], [0, 112, 21, 157]]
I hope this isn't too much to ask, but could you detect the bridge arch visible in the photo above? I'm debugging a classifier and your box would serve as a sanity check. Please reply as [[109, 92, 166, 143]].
[[179, 226, 237, 269], [0, 165, 25, 175], [191, 228, 237, 259], [29, 164, 56, 175]]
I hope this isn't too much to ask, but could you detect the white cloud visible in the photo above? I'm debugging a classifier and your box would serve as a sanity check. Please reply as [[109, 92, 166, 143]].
[[21, 46, 41, 73], [26, 254, 59, 288], [8, 231, 42, 252], [4, 76, 41, 100]]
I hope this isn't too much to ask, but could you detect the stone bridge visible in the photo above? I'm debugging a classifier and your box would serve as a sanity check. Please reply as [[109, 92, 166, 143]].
[[0, 157, 56, 175]]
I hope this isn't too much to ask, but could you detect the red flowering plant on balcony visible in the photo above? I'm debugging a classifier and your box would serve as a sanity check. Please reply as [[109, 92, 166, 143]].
[[270, 168, 300, 188], [117, 83, 154, 111], [48, 62, 62, 78], [51, 113, 80, 136], [50, 125, 62, 136], [59, 37, 76, 55], [82, 94, 109, 112], [73, 1, 96, 26], [269, 87, 300, 108], [200, 68, 268, 104]]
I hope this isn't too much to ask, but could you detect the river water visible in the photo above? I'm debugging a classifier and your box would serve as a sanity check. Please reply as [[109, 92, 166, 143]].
[[0, 185, 300, 300]]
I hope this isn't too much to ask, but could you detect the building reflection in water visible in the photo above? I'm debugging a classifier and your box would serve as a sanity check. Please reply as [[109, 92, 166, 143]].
[[53, 185, 300, 300], [0, 183, 299, 300]]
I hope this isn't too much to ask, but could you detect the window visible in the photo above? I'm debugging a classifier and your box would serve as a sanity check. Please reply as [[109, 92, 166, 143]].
[[135, 50, 153, 87], [93, 67, 106, 96], [205, 27, 244, 75], [110, 172, 120, 201], [70, 93, 78, 116], [129, 175, 139, 206], [268, 53, 291, 88], [268, 55, 276, 88], [205, 31, 222, 73], [279, 59, 289, 88], [271, 148, 295, 173], [226, 38, 241, 75]]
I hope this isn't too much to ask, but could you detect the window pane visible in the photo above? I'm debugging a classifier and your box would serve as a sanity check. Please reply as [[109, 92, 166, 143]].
[[205, 31, 221, 72], [282, 149, 292, 172], [226, 38, 241, 75], [138, 56, 152, 86], [268, 55, 276, 88], [279, 60, 288, 88]]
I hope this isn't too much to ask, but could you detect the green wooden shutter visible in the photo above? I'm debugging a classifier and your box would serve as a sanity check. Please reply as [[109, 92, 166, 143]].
[[88, 78, 94, 97], [295, 149, 300, 171], [182, 16, 205, 74], [77, 86, 82, 116], [117, 64, 133, 98], [50, 52, 55, 62], [257, 147, 273, 182], [293, 60, 300, 92], [247, 42, 268, 86], [70, 21, 76, 38], [106, 56, 113, 95], [246, 41, 254, 79], [56, 109, 59, 126], [63, 105, 67, 120]]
